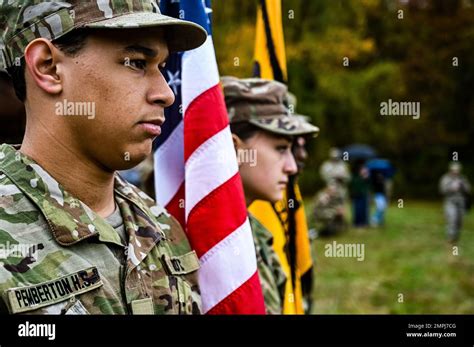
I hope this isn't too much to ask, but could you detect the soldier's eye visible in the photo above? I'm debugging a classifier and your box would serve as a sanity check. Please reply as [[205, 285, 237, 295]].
[[276, 145, 290, 153], [128, 59, 147, 70]]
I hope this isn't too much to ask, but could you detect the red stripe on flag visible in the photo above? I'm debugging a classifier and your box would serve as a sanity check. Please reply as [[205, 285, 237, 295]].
[[164, 182, 185, 227], [184, 85, 229, 161], [207, 271, 266, 315], [186, 173, 247, 257]]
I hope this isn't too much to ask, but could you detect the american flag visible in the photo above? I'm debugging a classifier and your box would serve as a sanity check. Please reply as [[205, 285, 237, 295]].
[[154, 0, 266, 314]]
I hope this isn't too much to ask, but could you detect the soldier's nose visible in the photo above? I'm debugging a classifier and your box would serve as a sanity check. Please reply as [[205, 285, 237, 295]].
[[148, 75, 175, 108], [284, 152, 298, 176]]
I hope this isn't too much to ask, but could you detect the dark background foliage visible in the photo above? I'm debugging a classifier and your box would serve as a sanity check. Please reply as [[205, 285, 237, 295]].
[[213, 0, 474, 198]]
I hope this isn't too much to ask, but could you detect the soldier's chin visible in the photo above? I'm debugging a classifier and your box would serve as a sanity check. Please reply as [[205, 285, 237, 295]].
[[114, 158, 146, 171], [106, 150, 149, 171], [267, 190, 284, 204], [121, 142, 153, 165]]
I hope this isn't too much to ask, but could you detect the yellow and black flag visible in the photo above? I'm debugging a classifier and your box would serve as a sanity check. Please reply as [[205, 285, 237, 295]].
[[253, 0, 287, 83], [250, 0, 314, 314]]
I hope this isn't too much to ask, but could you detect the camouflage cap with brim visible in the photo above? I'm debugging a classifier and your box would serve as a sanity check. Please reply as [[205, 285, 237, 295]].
[[222, 76, 320, 137], [291, 114, 320, 138], [0, 0, 207, 69]]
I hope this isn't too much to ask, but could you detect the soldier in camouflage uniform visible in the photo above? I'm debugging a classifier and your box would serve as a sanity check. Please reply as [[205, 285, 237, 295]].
[[319, 148, 351, 201], [313, 180, 347, 236], [221, 77, 319, 314], [439, 162, 471, 244], [0, 0, 207, 314]]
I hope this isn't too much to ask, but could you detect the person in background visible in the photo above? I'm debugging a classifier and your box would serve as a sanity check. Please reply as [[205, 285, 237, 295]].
[[349, 164, 370, 227], [286, 114, 318, 314], [320, 147, 351, 201], [370, 171, 387, 227], [286, 124, 315, 313], [313, 179, 347, 236], [439, 162, 471, 244]]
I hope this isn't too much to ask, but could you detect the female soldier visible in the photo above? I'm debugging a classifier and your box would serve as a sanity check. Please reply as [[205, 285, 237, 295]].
[[222, 77, 319, 314]]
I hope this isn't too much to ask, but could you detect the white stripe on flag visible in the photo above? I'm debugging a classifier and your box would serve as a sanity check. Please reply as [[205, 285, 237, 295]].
[[198, 218, 257, 313], [153, 121, 184, 207], [185, 126, 238, 218], [182, 37, 220, 114]]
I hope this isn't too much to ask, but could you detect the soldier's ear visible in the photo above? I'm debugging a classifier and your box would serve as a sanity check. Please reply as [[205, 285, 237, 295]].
[[231, 133, 244, 151], [24, 38, 64, 96], [231, 133, 245, 166]]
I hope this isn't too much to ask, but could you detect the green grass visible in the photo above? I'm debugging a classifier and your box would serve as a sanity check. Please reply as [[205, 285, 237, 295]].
[[306, 200, 474, 314]]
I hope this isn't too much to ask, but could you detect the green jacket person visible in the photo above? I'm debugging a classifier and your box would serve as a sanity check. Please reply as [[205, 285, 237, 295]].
[[0, 0, 207, 315]]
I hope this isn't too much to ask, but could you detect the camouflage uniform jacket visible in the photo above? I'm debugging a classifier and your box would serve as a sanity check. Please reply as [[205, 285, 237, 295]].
[[439, 173, 471, 202], [249, 213, 286, 314], [313, 188, 345, 223], [0, 144, 201, 315]]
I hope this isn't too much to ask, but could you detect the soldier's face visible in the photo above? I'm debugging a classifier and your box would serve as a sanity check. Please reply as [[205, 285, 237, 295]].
[[59, 28, 175, 170], [237, 131, 298, 204], [293, 136, 308, 171]]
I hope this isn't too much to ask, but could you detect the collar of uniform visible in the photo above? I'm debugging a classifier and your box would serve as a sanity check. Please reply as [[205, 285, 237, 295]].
[[113, 173, 156, 214], [0, 144, 164, 249], [114, 173, 167, 271]]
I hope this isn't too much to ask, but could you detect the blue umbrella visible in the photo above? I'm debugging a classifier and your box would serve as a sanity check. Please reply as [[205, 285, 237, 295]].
[[342, 144, 377, 161], [366, 158, 396, 178]]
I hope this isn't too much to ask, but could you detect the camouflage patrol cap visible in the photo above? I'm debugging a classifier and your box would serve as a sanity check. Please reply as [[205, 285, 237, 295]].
[[222, 76, 319, 137], [0, 0, 207, 69]]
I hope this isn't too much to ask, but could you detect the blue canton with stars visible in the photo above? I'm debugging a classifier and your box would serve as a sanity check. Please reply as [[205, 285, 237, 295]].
[[154, 0, 212, 150]]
